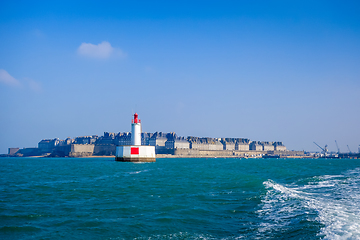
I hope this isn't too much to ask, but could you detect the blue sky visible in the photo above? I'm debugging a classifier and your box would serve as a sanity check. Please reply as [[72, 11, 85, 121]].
[[1, 0, 359, 153]]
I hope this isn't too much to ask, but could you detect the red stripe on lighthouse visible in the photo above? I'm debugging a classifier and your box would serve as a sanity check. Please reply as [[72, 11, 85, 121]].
[[131, 147, 139, 155]]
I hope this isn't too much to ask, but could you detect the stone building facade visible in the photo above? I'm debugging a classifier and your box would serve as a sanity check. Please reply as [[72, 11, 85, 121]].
[[250, 141, 263, 151]]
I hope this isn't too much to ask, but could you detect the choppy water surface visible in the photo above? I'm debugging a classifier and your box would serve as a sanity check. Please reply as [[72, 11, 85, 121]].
[[1, 157, 360, 239]]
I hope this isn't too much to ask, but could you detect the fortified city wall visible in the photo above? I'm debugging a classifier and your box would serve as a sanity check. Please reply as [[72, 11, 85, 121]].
[[158, 149, 305, 158], [68, 144, 94, 157], [94, 145, 116, 156], [6, 131, 299, 158]]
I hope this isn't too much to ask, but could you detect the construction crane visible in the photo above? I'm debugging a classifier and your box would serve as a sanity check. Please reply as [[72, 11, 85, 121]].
[[335, 140, 340, 154], [347, 145, 352, 153], [314, 142, 328, 154]]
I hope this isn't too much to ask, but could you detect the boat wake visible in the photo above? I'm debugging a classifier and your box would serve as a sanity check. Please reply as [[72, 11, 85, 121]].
[[257, 168, 360, 239]]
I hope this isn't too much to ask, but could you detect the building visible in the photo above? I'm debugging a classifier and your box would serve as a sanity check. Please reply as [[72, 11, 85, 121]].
[[261, 141, 275, 151], [249, 141, 262, 151], [141, 132, 153, 146], [236, 142, 249, 151], [149, 132, 168, 150], [62, 137, 74, 145], [115, 132, 132, 146], [221, 138, 236, 150], [38, 138, 60, 153], [96, 132, 115, 145], [75, 136, 97, 145], [188, 137, 223, 150], [165, 133, 190, 149], [274, 142, 286, 151]]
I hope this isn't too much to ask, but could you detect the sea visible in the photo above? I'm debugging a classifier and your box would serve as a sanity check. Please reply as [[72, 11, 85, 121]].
[[1, 157, 360, 240]]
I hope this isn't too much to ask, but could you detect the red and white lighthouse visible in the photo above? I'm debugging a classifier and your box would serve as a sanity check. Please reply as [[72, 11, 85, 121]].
[[131, 113, 141, 146], [115, 113, 156, 162]]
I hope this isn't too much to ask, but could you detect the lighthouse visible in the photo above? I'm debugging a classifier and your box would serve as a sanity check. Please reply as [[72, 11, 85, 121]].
[[131, 113, 141, 145], [115, 113, 156, 162]]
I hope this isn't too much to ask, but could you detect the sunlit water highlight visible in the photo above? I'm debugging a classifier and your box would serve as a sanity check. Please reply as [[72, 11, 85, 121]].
[[1, 157, 360, 239]]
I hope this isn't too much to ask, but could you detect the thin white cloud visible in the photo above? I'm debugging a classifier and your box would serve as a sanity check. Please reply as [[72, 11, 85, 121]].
[[0, 69, 42, 92], [77, 41, 125, 59], [25, 78, 42, 92], [0, 69, 21, 87]]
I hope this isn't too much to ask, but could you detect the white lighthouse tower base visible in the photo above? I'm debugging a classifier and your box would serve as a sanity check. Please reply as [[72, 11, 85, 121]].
[[115, 145, 155, 162], [115, 113, 156, 162]]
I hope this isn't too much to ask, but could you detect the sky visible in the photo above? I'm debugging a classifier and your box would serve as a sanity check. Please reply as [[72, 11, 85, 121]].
[[1, 0, 360, 153]]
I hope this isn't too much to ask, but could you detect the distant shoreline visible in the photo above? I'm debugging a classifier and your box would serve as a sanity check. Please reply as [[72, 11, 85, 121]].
[[1, 154, 318, 159]]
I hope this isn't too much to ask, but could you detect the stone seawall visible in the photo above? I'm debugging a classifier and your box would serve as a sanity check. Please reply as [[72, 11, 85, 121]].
[[156, 149, 305, 158], [45, 144, 305, 158], [68, 144, 94, 157], [94, 145, 116, 156]]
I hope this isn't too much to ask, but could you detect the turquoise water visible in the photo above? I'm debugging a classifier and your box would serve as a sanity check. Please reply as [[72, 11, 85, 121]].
[[1, 157, 360, 239]]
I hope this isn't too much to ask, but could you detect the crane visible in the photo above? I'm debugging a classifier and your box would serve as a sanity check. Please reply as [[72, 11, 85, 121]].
[[335, 140, 340, 154], [347, 145, 352, 153], [314, 142, 328, 154]]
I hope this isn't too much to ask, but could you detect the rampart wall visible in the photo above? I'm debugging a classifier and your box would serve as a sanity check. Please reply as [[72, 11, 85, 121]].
[[157, 149, 306, 158], [94, 145, 116, 156], [69, 144, 94, 157]]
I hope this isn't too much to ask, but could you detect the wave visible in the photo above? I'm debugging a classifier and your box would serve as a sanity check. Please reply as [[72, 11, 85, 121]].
[[258, 168, 360, 239], [127, 169, 150, 175], [132, 232, 243, 240]]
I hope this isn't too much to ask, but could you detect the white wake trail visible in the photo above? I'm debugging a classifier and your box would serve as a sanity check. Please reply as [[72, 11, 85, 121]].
[[258, 168, 360, 239]]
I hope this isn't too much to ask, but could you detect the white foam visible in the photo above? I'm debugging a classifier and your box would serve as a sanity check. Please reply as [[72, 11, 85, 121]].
[[258, 168, 360, 239], [128, 169, 150, 175]]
